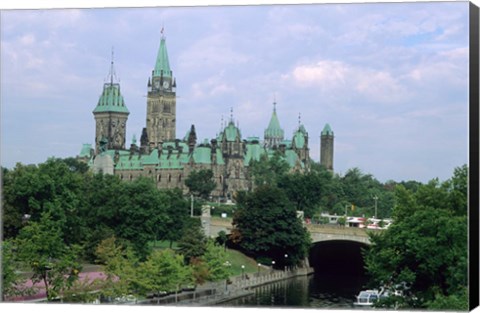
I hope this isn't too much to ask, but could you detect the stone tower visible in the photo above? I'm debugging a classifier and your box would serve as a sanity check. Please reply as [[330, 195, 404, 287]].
[[93, 52, 129, 154], [264, 100, 284, 149], [320, 123, 334, 171], [146, 31, 177, 148]]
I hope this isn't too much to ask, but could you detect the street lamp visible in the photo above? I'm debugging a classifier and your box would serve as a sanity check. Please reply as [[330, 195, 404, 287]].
[[271, 260, 275, 273], [373, 195, 379, 219], [223, 261, 231, 292], [257, 263, 261, 277], [284, 254, 288, 272], [241, 265, 245, 280]]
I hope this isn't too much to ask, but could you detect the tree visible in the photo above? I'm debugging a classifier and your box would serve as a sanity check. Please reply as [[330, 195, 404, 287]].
[[177, 218, 207, 264], [137, 249, 193, 302], [161, 188, 190, 248], [203, 240, 232, 282], [215, 230, 229, 251], [364, 167, 468, 309], [15, 211, 82, 301], [185, 169, 217, 200], [277, 170, 332, 217], [231, 185, 311, 268], [249, 152, 289, 188], [1, 239, 32, 300], [95, 236, 140, 299]]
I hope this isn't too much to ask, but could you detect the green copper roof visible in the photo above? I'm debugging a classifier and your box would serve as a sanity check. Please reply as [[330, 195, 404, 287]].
[[321, 123, 334, 136], [153, 37, 172, 78], [298, 124, 307, 135], [192, 146, 212, 164], [79, 143, 92, 158], [244, 143, 265, 166], [93, 83, 129, 114], [264, 108, 284, 138], [293, 130, 305, 149], [224, 121, 241, 142], [285, 150, 301, 168]]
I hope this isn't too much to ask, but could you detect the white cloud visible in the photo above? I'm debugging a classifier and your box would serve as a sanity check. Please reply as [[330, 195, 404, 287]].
[[290, 60, 407, 104]]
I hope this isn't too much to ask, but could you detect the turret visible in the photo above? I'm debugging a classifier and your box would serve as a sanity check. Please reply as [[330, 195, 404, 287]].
[[320, 123, 334, 171], [93, 50, 129, 154], [264, 100, 284, 149]]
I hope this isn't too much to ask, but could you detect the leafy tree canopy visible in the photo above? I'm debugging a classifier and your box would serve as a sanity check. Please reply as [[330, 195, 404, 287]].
[[364, 165, 468, 310], [231, 185, 311, 268], [184, 169, 216, 199]]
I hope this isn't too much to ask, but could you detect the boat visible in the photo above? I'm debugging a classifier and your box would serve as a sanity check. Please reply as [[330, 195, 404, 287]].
[[353, 289, 382, 307], [354, 285, 405, 307]]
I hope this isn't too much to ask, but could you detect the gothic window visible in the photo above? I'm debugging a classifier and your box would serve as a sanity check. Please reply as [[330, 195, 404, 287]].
[[158, 174, 161, 182], [168, 174, 172, 182], [178, 174, 182, 182], [164, 104, 171, 113]]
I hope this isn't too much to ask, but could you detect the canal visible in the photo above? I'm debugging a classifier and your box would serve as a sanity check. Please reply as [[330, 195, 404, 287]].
[[220, 240, 369, 309], [219, 272, 368, 308]]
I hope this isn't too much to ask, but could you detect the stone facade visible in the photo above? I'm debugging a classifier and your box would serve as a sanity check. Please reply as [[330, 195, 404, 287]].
[[80, 34, 333, 201], [320, 124, 334, 171]]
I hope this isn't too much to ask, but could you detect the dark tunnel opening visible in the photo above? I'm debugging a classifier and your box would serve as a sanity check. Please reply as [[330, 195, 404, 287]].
[[308, 240, 370, 298]]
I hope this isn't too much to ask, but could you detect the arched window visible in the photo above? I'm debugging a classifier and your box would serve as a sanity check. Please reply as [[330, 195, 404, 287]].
[[158, 174, 161, 182], [168, 174, 172, 182], [178, 174, 182, 182]]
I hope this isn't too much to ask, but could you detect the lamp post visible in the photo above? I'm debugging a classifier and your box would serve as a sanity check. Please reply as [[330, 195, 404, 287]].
[[190, 194, 194, 217], [223, 261, 231, 292], [241, 265, 245, 280], [284, 254, 288, 272], [257, 263, 261, 277], [271, 260, 275, 273], [373, 195, 378, 219]]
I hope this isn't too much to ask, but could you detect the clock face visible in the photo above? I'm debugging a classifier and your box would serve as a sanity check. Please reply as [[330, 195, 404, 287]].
[[163, 81, 169, 88]]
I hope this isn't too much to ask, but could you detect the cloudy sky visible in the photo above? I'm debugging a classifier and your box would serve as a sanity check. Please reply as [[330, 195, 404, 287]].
[[0, 1, 471, 183]]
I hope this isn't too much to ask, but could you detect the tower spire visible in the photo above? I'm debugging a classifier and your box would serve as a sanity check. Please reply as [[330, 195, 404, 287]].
[[107, 46, 118, 85], [153, 29, 171, 78], [298, 112, 301, 127], [230, 107, 233, 122]]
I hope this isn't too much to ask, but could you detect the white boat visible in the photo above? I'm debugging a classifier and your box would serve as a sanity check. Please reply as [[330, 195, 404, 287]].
[[353, 289, 382, 307]]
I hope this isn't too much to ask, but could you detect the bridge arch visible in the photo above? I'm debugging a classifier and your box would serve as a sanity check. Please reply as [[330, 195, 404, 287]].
[[309, 239, 370, 277]]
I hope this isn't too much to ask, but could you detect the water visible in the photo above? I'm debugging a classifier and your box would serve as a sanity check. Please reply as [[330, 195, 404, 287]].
[[219, 273, 368, 309]]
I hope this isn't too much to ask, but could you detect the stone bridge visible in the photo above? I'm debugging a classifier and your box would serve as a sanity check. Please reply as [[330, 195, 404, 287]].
[[203, 217, 378, 245]]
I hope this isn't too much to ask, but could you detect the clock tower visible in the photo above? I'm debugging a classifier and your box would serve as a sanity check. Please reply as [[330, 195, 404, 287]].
[[93, 52, 129, 154], [146, 31, 177, 148]]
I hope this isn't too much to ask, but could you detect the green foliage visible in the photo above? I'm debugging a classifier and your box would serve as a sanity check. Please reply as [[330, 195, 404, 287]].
[[1, 239, 32, 300], [185, 169, 217, 199], [232, 185, 311, 268], [249, 152, 289, 187], [160, 188, 190, 246], [278, 169, 332, 217], [95, 236, 140, 298], [137, 249, 193, 296], [364, 166, 468, 309], [177, 218, 207, 264], [203, 240, 231, 281], [15, 212, 82, 301], [215, 230, 228, 251]]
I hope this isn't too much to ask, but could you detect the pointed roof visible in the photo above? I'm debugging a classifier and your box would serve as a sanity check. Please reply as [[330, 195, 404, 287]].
[[93, 54, 129, 114], [321, 123, 334, 136], [264, 101, 284, 138], [153, 35, 172, 78], [93, 83, 129, 114]]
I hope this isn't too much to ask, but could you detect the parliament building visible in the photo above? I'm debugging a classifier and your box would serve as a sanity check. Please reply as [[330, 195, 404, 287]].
[[78, 34, 334, 201]]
